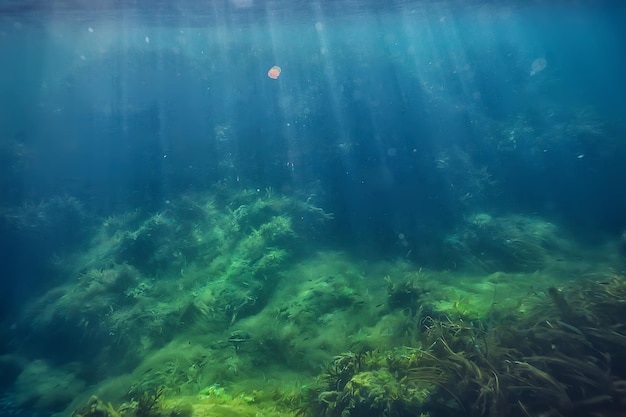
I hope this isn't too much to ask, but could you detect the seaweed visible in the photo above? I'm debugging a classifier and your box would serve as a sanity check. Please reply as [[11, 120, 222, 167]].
[[71, 396, 122, 417], [297, 349, 438, 417], [444, 213, 569, 272], [296, 275, 626, 417], [385, 274, 425, 314], [136, 386, 164, 417]]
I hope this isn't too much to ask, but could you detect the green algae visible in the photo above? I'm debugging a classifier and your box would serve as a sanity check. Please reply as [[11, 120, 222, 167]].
[[5, 189, 626, 417]]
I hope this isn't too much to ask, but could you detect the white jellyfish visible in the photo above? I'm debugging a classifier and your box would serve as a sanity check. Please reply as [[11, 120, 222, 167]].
[[530, 58, 547, 76]]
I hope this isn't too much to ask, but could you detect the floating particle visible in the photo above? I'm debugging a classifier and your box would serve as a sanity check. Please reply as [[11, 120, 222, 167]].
[[530, 57, 547, 76], [267, 65, 281, 79]]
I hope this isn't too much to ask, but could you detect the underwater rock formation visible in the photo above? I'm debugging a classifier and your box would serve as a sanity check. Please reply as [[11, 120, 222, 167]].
[[443, 213, 572, 272], [297, 275, 626, 417]]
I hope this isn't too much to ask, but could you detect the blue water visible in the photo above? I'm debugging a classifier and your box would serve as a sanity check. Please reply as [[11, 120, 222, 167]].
[[1, 0, 625, 299], [1, 1, 626, 414]]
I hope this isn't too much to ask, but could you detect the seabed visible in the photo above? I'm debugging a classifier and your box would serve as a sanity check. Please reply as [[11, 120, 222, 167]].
[[3, 187, 626, 417]]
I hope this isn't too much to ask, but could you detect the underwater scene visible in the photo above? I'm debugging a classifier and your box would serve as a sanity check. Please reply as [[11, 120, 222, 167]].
[[1, 0, 626, 416]]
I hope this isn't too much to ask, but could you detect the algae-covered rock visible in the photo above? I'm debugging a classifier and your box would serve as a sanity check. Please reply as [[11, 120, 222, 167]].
[[302, 350, 434, 417], [71, 396, 118, 417], [444, 213, 568, 272], [15, 360, 85, 412]]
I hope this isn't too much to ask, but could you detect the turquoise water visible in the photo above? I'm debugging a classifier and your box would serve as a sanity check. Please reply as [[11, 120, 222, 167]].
[[1, 1, 626, 416]]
